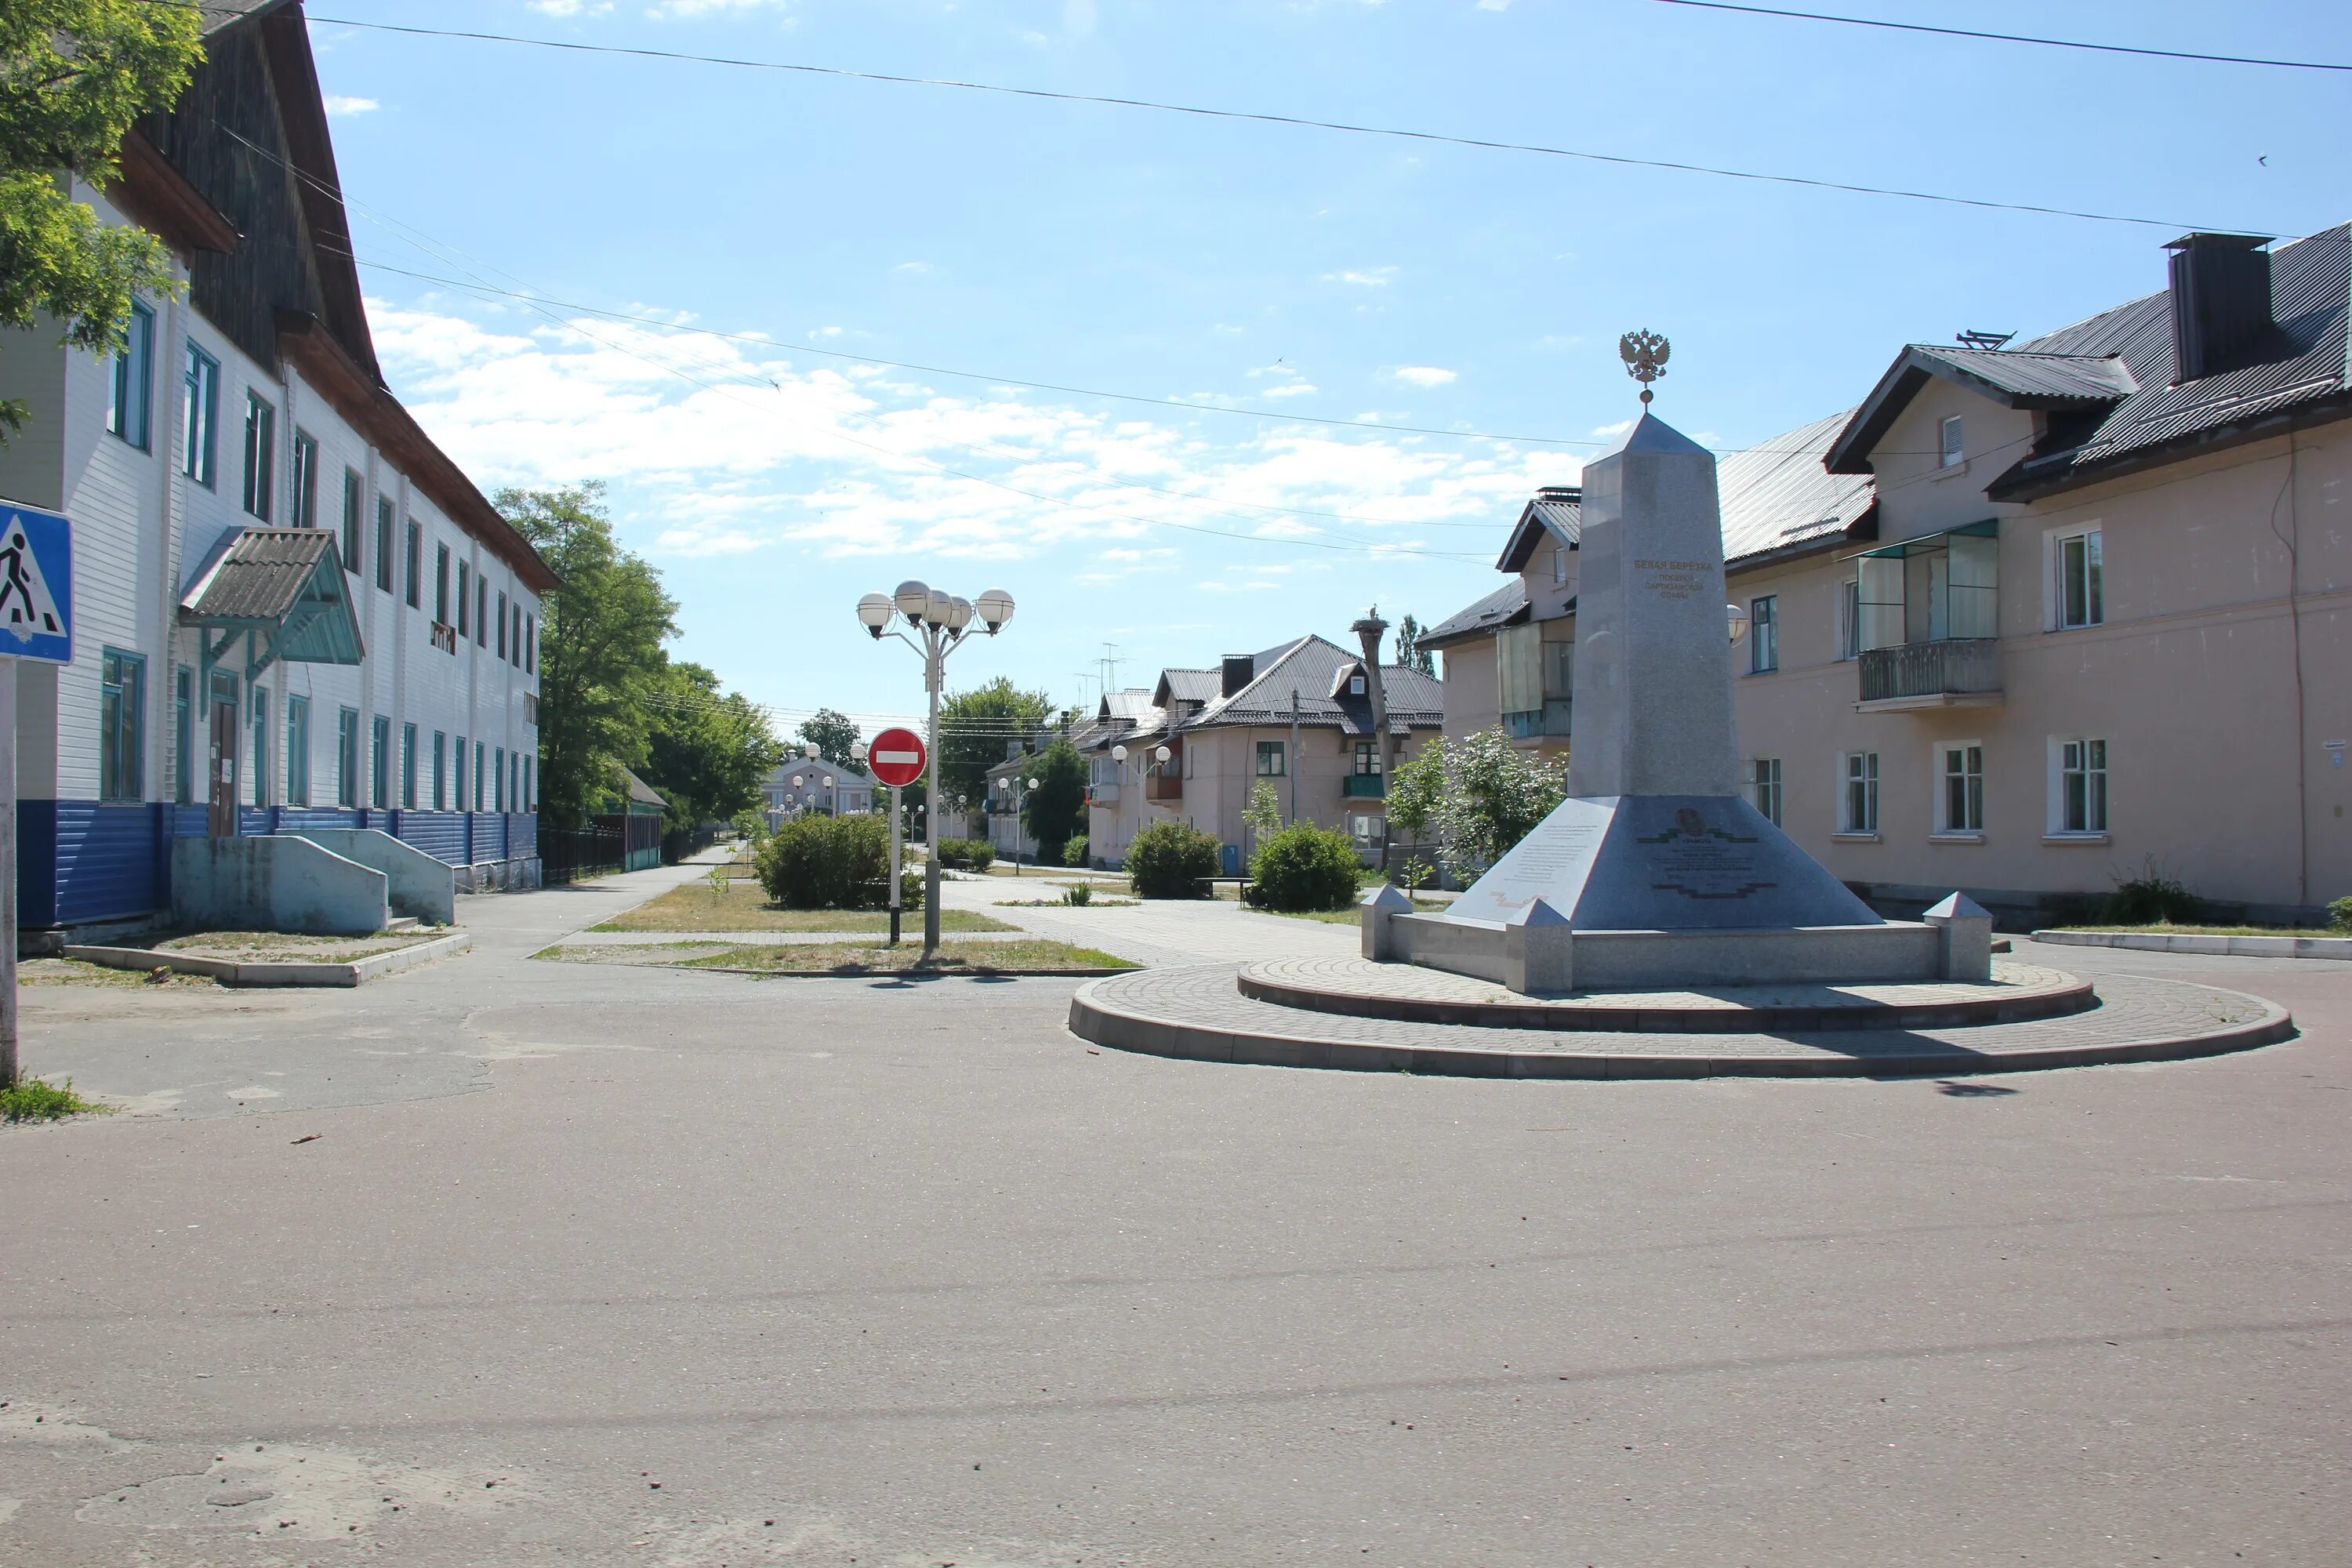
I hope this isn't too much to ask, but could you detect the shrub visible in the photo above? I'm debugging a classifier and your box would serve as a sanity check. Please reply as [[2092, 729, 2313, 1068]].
[[935, 837, 996, 872], [1062, 835, 1090, 868], [1127, 819, 1220, 898], [1063, 882, 1092, 906], [758, 814, 924, 909], [2329, 895, 2352, 933], [1390, 729, 1567, 881], [1246, 822, 1364, 912], [2101, 858, 2205, 925]]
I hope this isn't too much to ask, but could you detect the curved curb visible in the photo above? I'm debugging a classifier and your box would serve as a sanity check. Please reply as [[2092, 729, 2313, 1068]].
[[2033, 930, 2352, 960], [1069, 970, 2296, 1080], [1238, 962, 2095, 1034]]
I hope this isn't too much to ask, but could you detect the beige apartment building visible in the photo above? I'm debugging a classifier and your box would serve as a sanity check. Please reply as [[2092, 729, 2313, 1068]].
[[1423, 227, 2350, 925], [1079, 636, 1442, 873]]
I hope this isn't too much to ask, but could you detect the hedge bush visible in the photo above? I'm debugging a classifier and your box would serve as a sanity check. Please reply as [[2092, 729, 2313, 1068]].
[[935, 837, 996, 872], [1246, 822, 1364, 912], [1062, 835, 1090, 869], [1126, 819, 1220, 898], [2101, 859, 2204, 926], [2329, 895, 2352, 933], [758, 814, 924, 909]]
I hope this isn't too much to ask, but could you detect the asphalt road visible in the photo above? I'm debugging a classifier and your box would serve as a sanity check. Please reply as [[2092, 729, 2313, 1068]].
[[1, 867, 2347, 1566]]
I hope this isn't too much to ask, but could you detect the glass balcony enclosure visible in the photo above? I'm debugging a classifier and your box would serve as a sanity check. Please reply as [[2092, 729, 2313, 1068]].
[[1498, 624, 1573, 739], [1853, 521, 2002, 709]]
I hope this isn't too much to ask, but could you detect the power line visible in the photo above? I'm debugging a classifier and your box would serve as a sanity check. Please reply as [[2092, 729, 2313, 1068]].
[[1648, 0, 2352, 74], [300, 11, 2214, 230]]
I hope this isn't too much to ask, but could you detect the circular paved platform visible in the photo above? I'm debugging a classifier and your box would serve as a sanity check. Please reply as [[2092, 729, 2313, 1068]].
[[1069, 964, 2293, 1079], [1240, 956, 2093, 1033]]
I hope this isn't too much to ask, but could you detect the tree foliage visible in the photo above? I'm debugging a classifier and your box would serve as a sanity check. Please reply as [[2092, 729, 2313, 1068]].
[[0, 1, 203, 436], [1246, 822, 1363, 912], [643, 661, 782, 832], [1018, 737, 1088, 862], [797, 707, 860, 770], [1393, 614, 1436, 677], [1125, 819, 1220, 899], [1388, 729, 1566, 880], [757, 814, 920, 910], [939, 676, 1054, 805]]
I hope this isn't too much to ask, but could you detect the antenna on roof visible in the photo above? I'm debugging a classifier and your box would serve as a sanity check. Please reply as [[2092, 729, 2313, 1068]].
[[1956, 329, 2016, 350]]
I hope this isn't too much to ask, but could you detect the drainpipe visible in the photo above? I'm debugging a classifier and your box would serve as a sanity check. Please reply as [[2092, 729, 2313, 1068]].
[[1351, 612, 1393, 870]]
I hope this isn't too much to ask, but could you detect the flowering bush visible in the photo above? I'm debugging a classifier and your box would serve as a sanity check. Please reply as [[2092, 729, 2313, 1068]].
[[1386, 728, 1567, 881]]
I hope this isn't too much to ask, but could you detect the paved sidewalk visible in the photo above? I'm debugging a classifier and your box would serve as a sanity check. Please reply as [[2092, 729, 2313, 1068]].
[[937, 874, 1359, 967]]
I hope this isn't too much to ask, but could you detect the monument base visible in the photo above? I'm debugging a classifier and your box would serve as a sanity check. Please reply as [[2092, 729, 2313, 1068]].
[[1383, 912, 1955, 993]]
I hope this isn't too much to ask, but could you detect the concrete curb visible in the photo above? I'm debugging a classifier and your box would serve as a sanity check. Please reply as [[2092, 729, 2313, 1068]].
[[2032, 930, 2352, 960], [64, 932, 471, 989], [1068, 974, 2296, 1080]]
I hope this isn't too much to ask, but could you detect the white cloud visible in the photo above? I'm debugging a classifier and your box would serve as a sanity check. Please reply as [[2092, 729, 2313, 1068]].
[[1387, 365, 1457, 388], [323, 96, 379, 117], [1592, 419, 1634, 438], [527, 1, 613, 14], [891, 261, 936, 278], [1476, 0, 1512, 9], [1322, 267, 1397, 287], [1255, 383, 1319, 399]]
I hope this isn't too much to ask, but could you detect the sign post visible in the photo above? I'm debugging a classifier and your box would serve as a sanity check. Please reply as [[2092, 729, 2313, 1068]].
[[0, 500, 76, 1086], [866, 728, 927, 949]]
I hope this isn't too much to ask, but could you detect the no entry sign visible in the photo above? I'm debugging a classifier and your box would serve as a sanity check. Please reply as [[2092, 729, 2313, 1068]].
[[868, 727, 927, 788]]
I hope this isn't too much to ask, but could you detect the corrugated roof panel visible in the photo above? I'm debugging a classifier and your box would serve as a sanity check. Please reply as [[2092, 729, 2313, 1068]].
[[1718, 409, 1876, 566], [1420, 580, 1529, 648]]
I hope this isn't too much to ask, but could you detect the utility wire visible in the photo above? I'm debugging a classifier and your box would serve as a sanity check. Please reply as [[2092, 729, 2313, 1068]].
[[1649, 0, 2352, 74], [299, 11, 2212, 230]]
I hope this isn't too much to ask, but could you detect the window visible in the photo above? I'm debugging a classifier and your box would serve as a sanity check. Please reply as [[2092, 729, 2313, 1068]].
[[174, 666, 192, 805], [524, 614, 535, 673], [474, 741, 486, 810], [510, 602, 522, 666], [1748, 595, 1777, 674], [456, 561, 470, 633], [1839, 750, 1878, 836], [107, 299, 154, 449], [454, 737, 467, 812], [524, 755, 534, 812], [181, 343, 219, 486], [477, 579, 488, 645], [241, 393, 275, 520], [2056, 737, 2108, 835], [496, 592, 508, 659], [2054, 528, 2103, 630], [1940, 414, 1964, 469], [1348, 673, 1365, 695], [1748, 757, 1783, 826], [1836, 578, 1860, 661], [1552, 546, 1566, 586], [1255, 740, 1285, 777], [405, 521, 423, 608], [494, 746, 506, 811], [371, 714, 391, 808], [1938, 742, 1985, 836], [432, 731, 446, 811], [375, 498, 394, 593], [336, 708, 360, 808], [401, 722, 418, 808], [290, 430, 320, 528], [341, 469, 363, 574], [286, 695, 310, 807], [1354, 740, 1380, 776], [435, 543, 451, 624], [249, 686, 269, 807], [100, 649, 145, 802]]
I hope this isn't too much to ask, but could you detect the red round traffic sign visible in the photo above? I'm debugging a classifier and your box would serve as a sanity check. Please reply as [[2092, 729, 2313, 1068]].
[[867, 727, 927, 788]]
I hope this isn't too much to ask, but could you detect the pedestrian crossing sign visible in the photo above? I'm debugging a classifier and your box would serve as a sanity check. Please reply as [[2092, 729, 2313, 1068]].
[[0, 500, 71, 664]]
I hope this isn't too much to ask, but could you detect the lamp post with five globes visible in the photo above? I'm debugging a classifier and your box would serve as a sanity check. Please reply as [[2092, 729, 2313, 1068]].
[[856, 582, 1015, 955]]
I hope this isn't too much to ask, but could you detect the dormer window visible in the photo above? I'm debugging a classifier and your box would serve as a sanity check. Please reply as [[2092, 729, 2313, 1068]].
[[1940, 415, 1964, 469], [1349, 674, 1366, 695]]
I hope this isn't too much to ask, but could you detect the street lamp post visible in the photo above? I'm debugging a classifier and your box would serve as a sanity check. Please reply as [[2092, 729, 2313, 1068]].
[[856, 581, 1015, 955], [1111, 742, 1171, 864]]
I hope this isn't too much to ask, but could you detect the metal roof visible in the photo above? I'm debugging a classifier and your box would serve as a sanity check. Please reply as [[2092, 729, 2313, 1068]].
[[1719, 408, 1878, 566], [1152, 667, 1223, 707], [619, 768, 667, 809], [1494, 487, 1581, 572], [179, 527, 365, 668], [1827, 346, 2137, 472], [1418, 580, 1529, 651], [1187, 635, 1444, 735], [193, 0, 294, 35]]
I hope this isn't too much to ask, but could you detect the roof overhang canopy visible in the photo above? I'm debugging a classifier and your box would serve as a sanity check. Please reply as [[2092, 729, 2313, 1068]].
[[180, 527, 364, 679], [1842, 517, 1999, 561], [1826, 345, 2137, 475]]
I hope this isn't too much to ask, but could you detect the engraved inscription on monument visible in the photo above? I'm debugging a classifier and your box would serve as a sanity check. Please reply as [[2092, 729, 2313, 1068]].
[[1636, 806, 1777, 902], [1634, 557, 1708, 603]]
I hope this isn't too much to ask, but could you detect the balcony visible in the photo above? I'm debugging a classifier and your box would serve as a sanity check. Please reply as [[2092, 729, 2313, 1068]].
[[1087, 781, 1120, 805], [430, 621, 459, 655], [1501, 699, 1572, 742], [1145, 773, 1183, 803], [1342, 773, 1386, 800], [1857, 638, 2003, 712]]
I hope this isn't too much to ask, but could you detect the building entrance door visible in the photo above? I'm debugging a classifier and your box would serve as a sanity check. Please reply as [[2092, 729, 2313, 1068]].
[[207, 675, 239, 837]]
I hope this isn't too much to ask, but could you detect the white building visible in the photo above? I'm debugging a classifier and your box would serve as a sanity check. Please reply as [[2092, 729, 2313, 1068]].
[[0, 2, 553, 935], [762, 756, 876, 827]]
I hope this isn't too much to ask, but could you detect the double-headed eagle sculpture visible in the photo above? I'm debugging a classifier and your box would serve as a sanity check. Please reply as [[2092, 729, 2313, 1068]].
[[1619, 328, 1669, 405]]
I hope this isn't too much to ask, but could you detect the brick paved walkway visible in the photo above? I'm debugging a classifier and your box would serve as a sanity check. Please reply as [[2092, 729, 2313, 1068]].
[[1071, 963, 2294, 1078]]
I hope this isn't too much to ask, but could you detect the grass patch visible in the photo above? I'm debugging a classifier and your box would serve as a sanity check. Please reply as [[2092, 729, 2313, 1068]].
[[17, 956, 216, 989], [1268, 898, 1449, 925], [152, 930, 437, 962], [682, 939, 1138, 976], [591, 880, 1011, 934], [2, 1076, 111, 1122], [531, 941, 731, 964], [2050, 921, 2332, 938]]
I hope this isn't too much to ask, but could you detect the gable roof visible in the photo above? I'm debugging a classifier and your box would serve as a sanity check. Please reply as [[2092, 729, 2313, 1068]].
[[1187, 635, 1443, 735], [1495, 486, 1581, 572], [1719, 408, 1878, 566], [1417, 579, 1529, 652], [1152, 667, 1222, 706], [1826, 346, 2137, 474], [178, 526, 364, 666]]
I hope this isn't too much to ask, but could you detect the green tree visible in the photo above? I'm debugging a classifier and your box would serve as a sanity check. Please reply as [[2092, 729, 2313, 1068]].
[[1397, 728, 1568, 880], [1394, 614, 1436, 677], [643, 662, 783, 832], [0, 2, 204, 437], [939, 676, 1054, 805], [1018, 737, 1089, 864], [796, 707, 860, 770], [497, 484, 677, 830]]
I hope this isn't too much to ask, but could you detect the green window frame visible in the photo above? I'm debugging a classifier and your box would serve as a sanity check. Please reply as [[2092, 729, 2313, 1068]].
[[181, 343, 219, 487], [248, 685, 269, 807], [401, 722, 418, 808], [336, 707, 360, 808], [100, 648, 146, 803], [341, 469, 363, 575], [285, 695, 310, 807], [371, 715, 391, 808], [107, 299, 154, 450], [405, 521, 423, 609], [375, 498, 394, 593], [241, 391, 275, 521], [432, 731, 446, 811], [1254, 740, 1285, 778], [291, 430, 320, 528], [173, 666, 192, 805]]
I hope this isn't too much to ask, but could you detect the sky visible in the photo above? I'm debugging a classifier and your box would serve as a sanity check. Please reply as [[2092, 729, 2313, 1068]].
[[303, 0, 2352, 734]]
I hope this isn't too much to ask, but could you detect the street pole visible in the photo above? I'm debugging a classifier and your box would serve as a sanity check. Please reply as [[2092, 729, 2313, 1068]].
[[1288, 688, 1301, 826], [887, 782, 902, 947], [0, 655, 16, 1087], [923, 629, 943, 956]]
